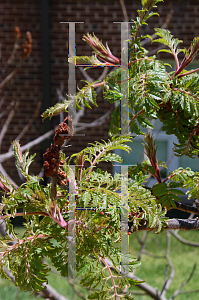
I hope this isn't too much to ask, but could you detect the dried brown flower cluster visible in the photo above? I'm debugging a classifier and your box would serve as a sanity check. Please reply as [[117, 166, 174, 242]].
[[43, 117, 73, 184], [53, 116, 73, 145], [43, 144, 60, 178]]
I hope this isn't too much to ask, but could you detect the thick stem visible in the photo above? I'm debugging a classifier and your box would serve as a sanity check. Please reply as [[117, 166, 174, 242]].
[[177, 67, 199, 78], [172, 50, 179, 71], [129, 218, 199, 232]]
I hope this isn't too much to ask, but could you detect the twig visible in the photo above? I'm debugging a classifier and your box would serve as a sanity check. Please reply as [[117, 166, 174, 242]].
[[56, 82, 65, 123], [130, 109, 145, 124], [1, 40, 20, 78], [38, 166, 44, 179], [39, 282, 69, 300], [68, 278, 87, 300], [177, 67, 199, 79], [175, 289, 199, 294], [76, 109, 112, 131], [130, 290, 148, 295], [170, 230, 199, 247], [0, 128, 55, 163], [0, 100, 15, 118], [137, 231, 148, 261], [8, 101, 41, 152], [3, 266, 15, 282], [170, 263, 197, 300], [0, 108, 112, 164], [160, 232, 175, 298], [0, 101, 19, 150], [0, 163, 18, 188], [92, 81, 106, 88], [0, 63, 24, 91], [0, 90, 9, 109], [147, 44, 166, 56], [142, 250, 165, 259], [120, 0, 129, 22]]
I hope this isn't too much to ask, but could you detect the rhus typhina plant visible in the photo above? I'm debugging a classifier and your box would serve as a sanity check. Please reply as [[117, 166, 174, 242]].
[[2, 0, 199, 299]]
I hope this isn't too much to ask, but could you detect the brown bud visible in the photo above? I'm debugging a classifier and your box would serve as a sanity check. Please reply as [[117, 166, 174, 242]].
[[14, 26, 21, 39], [26, 31, 33, 44]]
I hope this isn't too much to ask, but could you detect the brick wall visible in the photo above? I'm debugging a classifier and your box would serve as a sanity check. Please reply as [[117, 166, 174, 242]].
[[0, 0, 42, 182], [0, 0, 199, 184]]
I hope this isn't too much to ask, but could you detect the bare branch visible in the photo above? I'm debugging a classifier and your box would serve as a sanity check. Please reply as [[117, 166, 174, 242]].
[[0, 90, 9, 109], [1, 26, 22, 73], [0, 163, 18, 188], [130, 290, 148, 295], [56, 82, 65, 123], [8, 101, 41, 152], [120, 0, 129, 23], [0, 63, 24, 91], [0, 101, 19, 150], [134, 278, 167, 300], [39, 283, 69, 300], [160, 232, 175, 298], [170, 230, 199, 247], [92, 256, 167, 300], [0, 106, 112, 164], [0, 100, 15, 118], [170, 263, 197, 300], [79, 66, 93, 83], [147, 44, 166, 56], [3, 266, 15, 282], [68, 278, 87, 300], [76, 108, 112, 131], [142, 250, 165, 259], [96, 66, 109, 82], [0, 128, 55, 163], [137, 231, 148, 261], [129, 218, 199, 232]]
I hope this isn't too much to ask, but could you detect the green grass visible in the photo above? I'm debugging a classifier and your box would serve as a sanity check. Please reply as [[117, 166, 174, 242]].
[[0, 227, 199, 299]]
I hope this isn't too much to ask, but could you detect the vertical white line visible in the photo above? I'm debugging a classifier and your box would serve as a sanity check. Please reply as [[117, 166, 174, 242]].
[[121, 22, 129, 136], [68, 165, 76, 279], [60, 21, 84, 135], [121, 165, 129, 275], [68, 22, 76, 133]]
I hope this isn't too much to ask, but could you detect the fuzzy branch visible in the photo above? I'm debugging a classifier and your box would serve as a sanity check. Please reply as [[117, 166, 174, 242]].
[[129, 218, 199, 233]]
